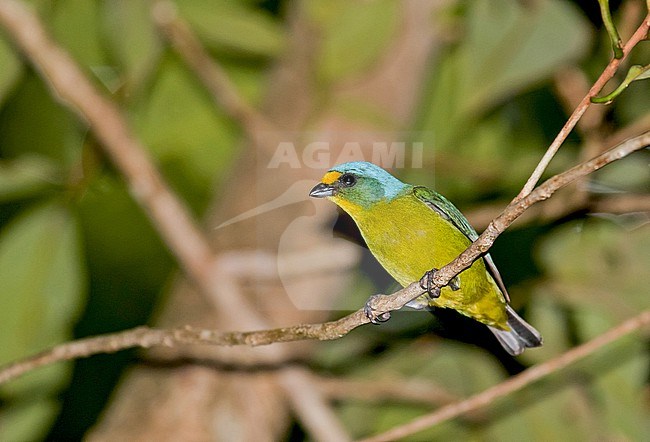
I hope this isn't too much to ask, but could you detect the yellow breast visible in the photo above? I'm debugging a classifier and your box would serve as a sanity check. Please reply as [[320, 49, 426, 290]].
[[334, 193, 508, 327]]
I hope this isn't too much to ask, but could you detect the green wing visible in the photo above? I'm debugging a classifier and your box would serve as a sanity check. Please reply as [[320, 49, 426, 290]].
[[412, 186, 510, 302]]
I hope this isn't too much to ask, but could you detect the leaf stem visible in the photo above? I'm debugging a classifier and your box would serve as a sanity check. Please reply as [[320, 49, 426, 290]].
[[598, 0, 624, 58]]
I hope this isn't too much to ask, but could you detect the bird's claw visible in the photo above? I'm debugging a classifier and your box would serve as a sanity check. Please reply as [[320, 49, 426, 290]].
[[449, 275, 460, 291], [419, 269, 461, 299], [364, 294, 391, 324]]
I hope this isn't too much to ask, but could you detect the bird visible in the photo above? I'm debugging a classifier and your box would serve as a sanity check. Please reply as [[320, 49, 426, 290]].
[[309, 161, 542, 356]]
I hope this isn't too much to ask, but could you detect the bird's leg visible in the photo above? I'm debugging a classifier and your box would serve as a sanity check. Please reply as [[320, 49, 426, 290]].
[[420, 269, 461, 298], [363, 294, 391, 324], [419, 268, 441, 298]]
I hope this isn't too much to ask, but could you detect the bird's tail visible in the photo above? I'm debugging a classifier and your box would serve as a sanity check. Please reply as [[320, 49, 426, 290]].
[[488, 305, 543, 356]]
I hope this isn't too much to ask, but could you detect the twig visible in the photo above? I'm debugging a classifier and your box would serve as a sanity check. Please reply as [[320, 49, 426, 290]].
[[467, 193, 650, 232], [1, 131, 648, 386], [360, 309, 650, 442], [425, 130, 650, 297], [598, 0, 624, 59], [516, 12, 650, 199], [0, 313, 365, 385]]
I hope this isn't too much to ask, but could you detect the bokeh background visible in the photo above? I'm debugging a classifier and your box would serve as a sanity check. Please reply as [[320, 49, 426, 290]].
[[0, 0, 648, 440]]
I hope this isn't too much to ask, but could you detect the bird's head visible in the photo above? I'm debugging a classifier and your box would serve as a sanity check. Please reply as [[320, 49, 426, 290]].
[[309, 162, 407, 212]]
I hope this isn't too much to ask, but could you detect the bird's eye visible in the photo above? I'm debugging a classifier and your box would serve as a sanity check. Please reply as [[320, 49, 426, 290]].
[[339, 173, 357, 188]]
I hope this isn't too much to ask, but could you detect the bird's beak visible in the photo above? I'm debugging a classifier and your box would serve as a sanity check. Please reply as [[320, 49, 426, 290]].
[[309, 182, 336, 198]]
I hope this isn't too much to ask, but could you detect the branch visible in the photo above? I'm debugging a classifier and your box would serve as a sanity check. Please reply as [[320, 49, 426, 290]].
[[516, 12, 650, 199], [423, 130, 650, 300], [360, 309, 650, 442], [1, 130, 648, 386], [467, 192, 650, 232]]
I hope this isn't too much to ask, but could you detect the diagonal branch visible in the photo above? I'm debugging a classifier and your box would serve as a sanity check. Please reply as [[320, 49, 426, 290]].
[[0, 130, 648, 386], [361, 309, 650, 442], [421, 130, 650, 306], [516, 12, 650, 199]]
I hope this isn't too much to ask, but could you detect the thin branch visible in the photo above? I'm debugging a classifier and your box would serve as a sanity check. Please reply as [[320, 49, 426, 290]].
[[424, 130, 650, 297], [0, 3, 648, 439], [467, 189, 650, 231], [598, 0, 624, 59], [0, 313, 364, 385], [1, 130, 648, 386], [360, 309, 650, 442], [516, 12, 650, 199]]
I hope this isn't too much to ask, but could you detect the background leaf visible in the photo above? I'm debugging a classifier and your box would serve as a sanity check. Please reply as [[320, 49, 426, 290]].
[[0, 35, 22, 107], [176, 0, 286, 57], [0, 202, 86, 442]]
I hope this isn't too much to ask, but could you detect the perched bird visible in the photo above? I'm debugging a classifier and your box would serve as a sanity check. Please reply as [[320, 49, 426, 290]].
[[309, 161, 542, 355]]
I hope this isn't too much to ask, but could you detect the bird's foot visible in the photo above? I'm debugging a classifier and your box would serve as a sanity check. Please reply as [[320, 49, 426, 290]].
[[419, 268, 441, 298], [449, 275, 460, 291], [420, 269, 461, 299], [363, 294, 391, 324]]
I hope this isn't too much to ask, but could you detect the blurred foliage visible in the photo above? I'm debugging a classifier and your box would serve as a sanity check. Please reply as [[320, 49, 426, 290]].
[[0, 0, 648, 440]]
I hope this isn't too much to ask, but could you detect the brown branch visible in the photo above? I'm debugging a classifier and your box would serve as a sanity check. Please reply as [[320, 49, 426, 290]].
[[516, 12, 650, 199], [467, 191, 650, 231], [360, 309, 650, 442], [423, 130, 650, 300], [0, 2, 648, 438], [1, 130, 648, 386]]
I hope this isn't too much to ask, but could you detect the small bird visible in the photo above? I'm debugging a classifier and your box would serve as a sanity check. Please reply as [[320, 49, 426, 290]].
[[309, 161, 542, 355]]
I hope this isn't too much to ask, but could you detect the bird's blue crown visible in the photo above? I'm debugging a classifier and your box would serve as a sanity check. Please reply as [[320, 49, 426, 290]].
[[330, 161, 407, 200]]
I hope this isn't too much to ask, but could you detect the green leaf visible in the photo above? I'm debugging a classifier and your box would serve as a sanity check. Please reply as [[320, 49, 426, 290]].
[[131, 57, 240, 212], [522, 295, 571, 365], [0, 399, 60, 442], [0, 202, 86, 441], [0, 35, 22, 107], [101, 0, 162, 93], [339, 341, 505, 439], [573, 309, 650, 439], [421, 0, 590, 149], [176, 0, 285, 57], [51, 0, 107, 67], [597, 0, 623, 59], [461, 0, 590, 114], [590, 151, 650, 194], [536, 219, 650, 319], [0, 75, 81, 166], [486, 383, 596, 440], [0, 155, 60, 203], [316, 0, 400, 82]]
